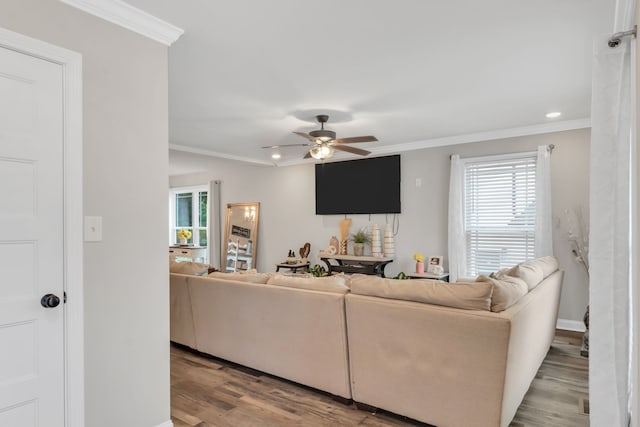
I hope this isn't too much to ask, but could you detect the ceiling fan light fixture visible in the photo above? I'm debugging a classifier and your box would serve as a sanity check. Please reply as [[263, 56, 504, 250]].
[[309, 129, 336, 142], [310, 143, 334, 160]]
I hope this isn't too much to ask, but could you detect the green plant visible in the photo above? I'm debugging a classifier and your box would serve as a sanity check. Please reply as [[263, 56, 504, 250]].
[[307, 264, 329, 277], [393, 272, 410, 280], [349, 228, 371, 244]]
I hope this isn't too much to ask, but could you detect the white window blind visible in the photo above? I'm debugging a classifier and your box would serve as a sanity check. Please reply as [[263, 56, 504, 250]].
[[464, 153, 537, 276]]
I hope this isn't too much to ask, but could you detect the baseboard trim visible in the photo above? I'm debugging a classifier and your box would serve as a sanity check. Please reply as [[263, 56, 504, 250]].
[[557, 318, 586, 332], [154, 420, 173, 427]]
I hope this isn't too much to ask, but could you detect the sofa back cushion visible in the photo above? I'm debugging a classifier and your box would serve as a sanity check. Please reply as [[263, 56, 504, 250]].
[[477, 274, 528, 312], [505, 256, 559, 291], [208, 270, 272, 284], [169, 260, 209, 276], [267, 273, 349, 294], [349, 274, 492, 311]]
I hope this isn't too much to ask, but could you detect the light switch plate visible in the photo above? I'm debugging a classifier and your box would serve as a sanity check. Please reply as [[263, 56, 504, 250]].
[[84, 216, 103, 242]]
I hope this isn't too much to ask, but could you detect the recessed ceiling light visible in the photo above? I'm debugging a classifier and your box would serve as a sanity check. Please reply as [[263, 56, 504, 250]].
[[271, 153, 281, 159], [545, 112, 562, 118]]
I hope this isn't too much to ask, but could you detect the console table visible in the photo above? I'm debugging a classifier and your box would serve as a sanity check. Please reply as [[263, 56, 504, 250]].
[[319, 254, 393, 278], [275, 261, 310, 273], [169, 245, 207, 263]]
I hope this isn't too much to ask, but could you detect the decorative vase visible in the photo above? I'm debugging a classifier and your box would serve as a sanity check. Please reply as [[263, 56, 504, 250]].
[[383, 224, 394, 258], [371, 224, 382, 257], [340, 240, 348, 255], [353, 242, 364, 256], [179, 238, 187, 245], [416, 261, 424, 274]]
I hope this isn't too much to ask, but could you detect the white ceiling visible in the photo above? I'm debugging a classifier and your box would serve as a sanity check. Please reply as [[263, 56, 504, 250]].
[[123, 0, 610, 166]]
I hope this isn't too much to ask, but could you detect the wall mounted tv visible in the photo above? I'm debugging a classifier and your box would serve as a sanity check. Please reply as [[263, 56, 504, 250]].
[[315, 154, 401, 215]]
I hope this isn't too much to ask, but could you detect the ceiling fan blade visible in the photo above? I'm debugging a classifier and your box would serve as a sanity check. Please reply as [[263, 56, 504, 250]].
[[303, 151, 312, 159], [332, 144, 371, 156], [261, 143, 311, 149], [333, 135, 378, 144], [293, 131, 317, 142]]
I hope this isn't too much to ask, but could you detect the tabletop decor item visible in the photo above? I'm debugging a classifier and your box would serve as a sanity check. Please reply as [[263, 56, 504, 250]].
[[349, 228, 370, 256], [371, 224, 382, 257], [329, 236, 340, 255], [177, 228, 192, 245], [383, 223, 394, 257], [299, 242, 311, 262], [414, 252, 425, 273], [339, 218, 352, 255]]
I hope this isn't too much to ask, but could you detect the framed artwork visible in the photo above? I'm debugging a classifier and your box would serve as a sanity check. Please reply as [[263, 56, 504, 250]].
[[427, 256, 444, 274], [428, 256, 443, 266]]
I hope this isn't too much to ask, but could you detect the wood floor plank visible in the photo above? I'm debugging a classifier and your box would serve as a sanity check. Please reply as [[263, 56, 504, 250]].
[[171, 330, 589, 426]]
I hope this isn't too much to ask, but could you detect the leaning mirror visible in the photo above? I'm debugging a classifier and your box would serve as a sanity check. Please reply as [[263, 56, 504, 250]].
[[222, 202, 260, 272]]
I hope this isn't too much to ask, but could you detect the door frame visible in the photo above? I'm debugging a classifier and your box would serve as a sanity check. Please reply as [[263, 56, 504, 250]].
[[0, 27, 84, 426]]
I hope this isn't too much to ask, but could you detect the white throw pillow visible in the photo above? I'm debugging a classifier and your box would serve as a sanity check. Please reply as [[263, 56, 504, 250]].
[[208, 271, 272, 284], [169, 261, 209, 276]]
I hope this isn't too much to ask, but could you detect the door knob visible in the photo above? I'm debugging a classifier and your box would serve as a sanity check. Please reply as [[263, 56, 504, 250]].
[[41, 293, 60, 308]]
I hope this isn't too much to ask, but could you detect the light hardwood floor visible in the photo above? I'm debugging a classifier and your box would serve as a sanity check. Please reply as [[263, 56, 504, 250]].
[[171, 330, 588, 426]]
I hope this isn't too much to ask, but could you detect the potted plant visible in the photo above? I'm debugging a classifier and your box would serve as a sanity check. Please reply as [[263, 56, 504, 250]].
[[349, 228, 370, 256]]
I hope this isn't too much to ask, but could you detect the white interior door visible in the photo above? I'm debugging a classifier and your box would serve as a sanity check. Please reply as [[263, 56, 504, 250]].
[[0, 46, 64, 426]]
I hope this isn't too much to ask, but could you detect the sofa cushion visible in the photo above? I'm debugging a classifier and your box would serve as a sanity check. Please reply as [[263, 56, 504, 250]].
[[477, 274, 528, 312], [208, 270, 272, 284], [267, 273, 349, 294], [349, 274, 492, 311], [169, 260, 209, 276], [506, 256, 559, 291]]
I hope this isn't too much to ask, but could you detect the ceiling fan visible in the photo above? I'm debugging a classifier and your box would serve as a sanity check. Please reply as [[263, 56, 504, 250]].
[[263, 115, 378, 160]]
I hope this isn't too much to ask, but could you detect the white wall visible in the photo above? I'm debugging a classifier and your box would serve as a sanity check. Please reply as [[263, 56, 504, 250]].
[[170, 128, 590, 323], [0, 1, 171, 426]]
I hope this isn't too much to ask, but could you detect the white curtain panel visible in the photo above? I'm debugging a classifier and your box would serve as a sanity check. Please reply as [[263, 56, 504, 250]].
[[534, 145, 553, 257], [448, 154, 465, 282], [589, 31, 633, 426], [207, 180, 222, 268]]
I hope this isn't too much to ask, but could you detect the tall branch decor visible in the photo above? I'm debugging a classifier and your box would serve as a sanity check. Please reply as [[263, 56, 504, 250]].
[[564, 208, 589, 357]]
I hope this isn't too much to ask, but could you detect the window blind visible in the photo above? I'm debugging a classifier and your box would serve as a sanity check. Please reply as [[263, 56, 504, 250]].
[[464, 154, 537, 276]]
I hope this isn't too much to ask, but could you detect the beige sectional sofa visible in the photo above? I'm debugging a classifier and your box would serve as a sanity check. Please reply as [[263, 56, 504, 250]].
[[169, 257, 563, 427], [170, 271, 352, 399]]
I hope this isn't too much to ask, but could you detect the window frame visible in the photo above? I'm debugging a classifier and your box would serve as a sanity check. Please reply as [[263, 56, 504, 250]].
[[169, 185, 209, 248], [461, 150, 538, 277]]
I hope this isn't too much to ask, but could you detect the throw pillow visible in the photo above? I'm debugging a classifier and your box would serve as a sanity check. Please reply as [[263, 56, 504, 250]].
[[208, 271, 272, 284], [169, 261, 209, 276], [477, 274, 528, 312], [267, 273, 349, 294], [349, 274, 492, 311]]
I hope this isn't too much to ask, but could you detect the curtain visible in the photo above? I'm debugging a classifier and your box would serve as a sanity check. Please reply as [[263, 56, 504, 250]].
[[207, 180, 222, 268], [448, 154, 465, 282], [589, 29, 634, 426], [535, 145, 553, 257]]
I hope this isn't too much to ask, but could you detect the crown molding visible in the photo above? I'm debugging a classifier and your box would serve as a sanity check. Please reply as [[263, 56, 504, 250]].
[[370, 118, 592, 155], [169, 144, 274, 167], [59, 0, 184, 46], [171, 118, 591, 168]]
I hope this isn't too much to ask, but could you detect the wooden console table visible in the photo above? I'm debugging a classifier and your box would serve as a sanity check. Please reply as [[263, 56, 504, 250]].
[[319, 254, 393, 278]]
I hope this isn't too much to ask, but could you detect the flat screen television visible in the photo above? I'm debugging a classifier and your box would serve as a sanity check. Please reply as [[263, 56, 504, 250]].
[[315, 154, 401, 215]]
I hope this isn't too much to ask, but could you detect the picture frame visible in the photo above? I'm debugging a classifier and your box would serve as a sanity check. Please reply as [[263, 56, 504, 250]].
[[427, 255, 444, 274], [428, 255, 443, 266]]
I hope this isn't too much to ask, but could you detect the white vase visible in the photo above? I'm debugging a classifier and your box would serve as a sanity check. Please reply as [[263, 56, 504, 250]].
[[179, 238, 187, 245], [371, 224, 382, 257], [383, 224, 394, 258]]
